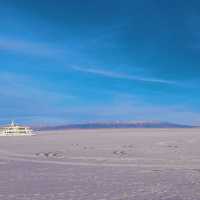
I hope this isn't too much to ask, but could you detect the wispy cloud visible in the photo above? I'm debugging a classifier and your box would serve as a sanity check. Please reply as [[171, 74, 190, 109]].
[[0, 37, 178, 86], [0, 72, 75, 122], [0, 72, 196, 125], [0, 71, 75, 100], [0, 37, 65, 58], [71, 66, 177, 85]]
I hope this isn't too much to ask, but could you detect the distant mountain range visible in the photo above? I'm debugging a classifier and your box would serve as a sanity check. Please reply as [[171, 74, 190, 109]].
[[35, 121, 193, 131]]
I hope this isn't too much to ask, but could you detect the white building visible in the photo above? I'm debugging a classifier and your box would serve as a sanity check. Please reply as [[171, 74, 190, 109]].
[[0, 121, 34, 136]]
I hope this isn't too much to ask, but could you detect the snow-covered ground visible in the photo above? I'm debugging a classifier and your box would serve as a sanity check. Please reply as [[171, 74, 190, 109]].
[[0, 128, 200, 200]]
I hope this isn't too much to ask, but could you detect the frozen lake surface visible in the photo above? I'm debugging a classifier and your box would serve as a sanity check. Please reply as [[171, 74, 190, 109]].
[[0, 128, 200, 200]]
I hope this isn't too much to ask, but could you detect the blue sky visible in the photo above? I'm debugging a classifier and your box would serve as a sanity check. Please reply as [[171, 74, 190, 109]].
[[0, 0, 200, 125]]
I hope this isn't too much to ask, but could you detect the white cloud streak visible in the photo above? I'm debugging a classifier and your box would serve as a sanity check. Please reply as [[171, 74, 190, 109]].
[[71, 66, 177, 85], [0, 37, 178, 85]]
